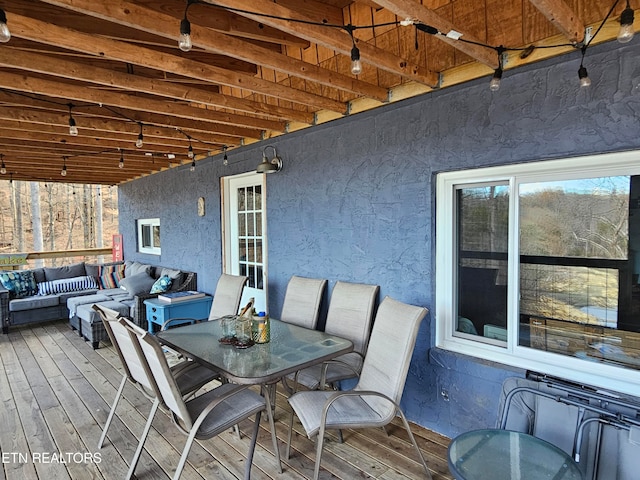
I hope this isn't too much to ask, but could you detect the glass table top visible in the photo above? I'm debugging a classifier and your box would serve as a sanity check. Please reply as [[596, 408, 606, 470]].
[[157, 318, 353, 384], [448, 429, 583, 480]]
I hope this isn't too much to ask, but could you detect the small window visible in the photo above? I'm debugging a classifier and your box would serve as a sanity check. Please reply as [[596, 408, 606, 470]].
[[137, 218, 160, 255]]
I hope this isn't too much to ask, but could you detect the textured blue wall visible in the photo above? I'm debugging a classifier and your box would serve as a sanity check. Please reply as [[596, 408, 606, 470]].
[[119, 40, 640, 438]]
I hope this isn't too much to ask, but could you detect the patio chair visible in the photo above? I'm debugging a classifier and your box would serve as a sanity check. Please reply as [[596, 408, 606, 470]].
[[161, 274, 247, 330], [280, 275, 327, 329], [93, 305, 220, 475], [127, 324, 282, 480], [286, 296, 432, 480], [286, 281, 379, 392]]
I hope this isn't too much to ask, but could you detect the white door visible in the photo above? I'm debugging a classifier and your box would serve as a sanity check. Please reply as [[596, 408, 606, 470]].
[[222, 173, 268, 312]]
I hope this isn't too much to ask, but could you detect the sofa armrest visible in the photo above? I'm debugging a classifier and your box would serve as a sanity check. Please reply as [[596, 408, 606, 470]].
[[131, 271, 198, 329], [0, 286, 9, 334]]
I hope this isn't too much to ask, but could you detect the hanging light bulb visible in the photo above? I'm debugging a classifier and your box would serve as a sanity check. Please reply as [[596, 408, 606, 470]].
[[61, 158, 67, 177], [190, 159, 196, 171], [136, 124, 143, 148], [578, 65, 591, 87], [187, 139, 194, 159], [489, 68, 502, 91], [68, 105, 78, 136], [618, 1, 635, 44], [350, 45, 362, 75], [119, 151, 125, 169], [179, 17, 192, 52], [0, 154, 6, 175], [223, 146, 228, 166], [0, 9, 10, 43]]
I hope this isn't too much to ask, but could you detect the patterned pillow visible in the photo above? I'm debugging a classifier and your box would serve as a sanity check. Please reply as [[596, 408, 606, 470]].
[[150, 275, 172, 294], [0, 270, 37, 298], [112, 263, 126, 287], [98, 265, 117, 289], [37, 275, 99, 296]]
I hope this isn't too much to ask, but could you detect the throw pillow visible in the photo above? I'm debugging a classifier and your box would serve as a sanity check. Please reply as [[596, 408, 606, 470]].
[[159, 267, 182, 280], [98, 265, 117, 289], [124, 261, 152, 278], [43, 262, 86, 281], [112, 263, 126, 287], [119, 272, 156, 296], [0, 270, 37, 298], [150, 275, 172, 294], [37, 275, 99, 296]]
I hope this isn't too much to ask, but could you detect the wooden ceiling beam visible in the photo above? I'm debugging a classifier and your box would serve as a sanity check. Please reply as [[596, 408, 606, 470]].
[[204, 0, 440, 87], [0, 71, 266, 138], [527, 0, 585, 45], [7, 11, 347, 113], [0, 48, 314, 124], [372, 0, 499, 68], [35, 0, 388, 102]]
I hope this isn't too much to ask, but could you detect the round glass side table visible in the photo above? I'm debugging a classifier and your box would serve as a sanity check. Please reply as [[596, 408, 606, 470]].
[[448, 429, 583, 480]]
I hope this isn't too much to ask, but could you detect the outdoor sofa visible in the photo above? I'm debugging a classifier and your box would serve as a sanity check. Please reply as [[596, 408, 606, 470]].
[[0, 261, 196, 342]]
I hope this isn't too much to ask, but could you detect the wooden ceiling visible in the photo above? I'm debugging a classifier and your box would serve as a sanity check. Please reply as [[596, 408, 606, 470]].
[[0, 0, 633, 185]]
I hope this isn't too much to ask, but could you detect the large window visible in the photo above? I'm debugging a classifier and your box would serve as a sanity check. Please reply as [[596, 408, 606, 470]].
[[436, 151, 640, 396], [137, 218, 160, 255]]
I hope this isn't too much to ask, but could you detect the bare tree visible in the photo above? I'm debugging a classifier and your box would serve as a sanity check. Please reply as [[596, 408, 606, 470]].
[[95, 185, 104, 248], [30, 182, 44, 268]]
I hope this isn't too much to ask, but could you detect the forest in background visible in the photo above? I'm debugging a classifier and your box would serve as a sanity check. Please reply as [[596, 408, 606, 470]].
[[0, 180, 118, 264]]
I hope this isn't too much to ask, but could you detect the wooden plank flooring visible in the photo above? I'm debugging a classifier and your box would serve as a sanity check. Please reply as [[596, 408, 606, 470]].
[[0, 320, 454, 480]]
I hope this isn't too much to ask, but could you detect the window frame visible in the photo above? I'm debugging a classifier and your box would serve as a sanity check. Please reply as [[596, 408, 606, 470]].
[[137, 217, 161, 255], [435, 150, 640, 397]]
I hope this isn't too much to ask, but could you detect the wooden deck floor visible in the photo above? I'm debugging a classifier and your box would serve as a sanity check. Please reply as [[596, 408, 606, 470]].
[[0, 320, 454, 480]]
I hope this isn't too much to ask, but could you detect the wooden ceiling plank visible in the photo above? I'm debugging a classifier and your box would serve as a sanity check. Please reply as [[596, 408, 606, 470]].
[[7, 11, 347, 114], [372, 0, 499, 68], [36, 0, 387, 103], [528, 0, 586, 44], [202, 0, 440, 87], [0, 71, 269, 138], [0, 48, 313, 124]]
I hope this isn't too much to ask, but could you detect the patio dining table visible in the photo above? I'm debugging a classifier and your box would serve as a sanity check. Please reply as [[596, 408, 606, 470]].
[[156, 317, 354, 386]]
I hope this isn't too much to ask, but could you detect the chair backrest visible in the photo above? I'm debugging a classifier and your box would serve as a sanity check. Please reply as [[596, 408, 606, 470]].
[[356, 296, 427, 414], [324, 281, 379, 355], [208, 274, 248, 319], [93, 304, 154, 392], [126, 324, 194, 431], [280, 276, 328, 329]]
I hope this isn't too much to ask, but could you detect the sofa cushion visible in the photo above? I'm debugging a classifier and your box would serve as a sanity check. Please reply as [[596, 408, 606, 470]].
[[44, 262, 86, 281], [120, 272, 156, 296], [58, 289, 100, 304], [124, 261, 152, 278], [160, 267, 182, 280], [0, 270, 38, 298], [9, 294, 59, 312], [67, 293, 112, 318], [32, 268, 46, 284], [150, 275, 172, 294], [37, 275, 99, 296]]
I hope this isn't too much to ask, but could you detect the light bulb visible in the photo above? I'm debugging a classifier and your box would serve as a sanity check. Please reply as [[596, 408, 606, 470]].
[[578, 65, 591, 88], [223, 153, 228, 166], [188, 144, 194, 158], [0, 164, 6, 175], [618, 7, 635, 43], [489, 68, 502, 92], [119, 159, 124, 169], [350, 46, 362, 75], [61, 166, 67, 177], [190, 160, 196, 171], [69, 117, 78, 136], [0, 9, 10, 43], [136, 133, 143, 148], [179, 18, 192, 52]]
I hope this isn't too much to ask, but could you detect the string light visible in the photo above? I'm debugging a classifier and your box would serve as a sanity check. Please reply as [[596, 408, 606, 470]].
[[190, 159, 196, 171], [178, 0, 194, 52], [68, 104, 78, 136], [223, 146, 228, 166], [618, 0, 635, 43], [119, 150, 124, 168], [136, 123, 144, 148], [578, 47, 591, 87], [0, 8, 10, 43], [0, 154, 6, 175], [61, 157, 67, 176], [187, 137, 194, 158], [489, 47, 506, 91]]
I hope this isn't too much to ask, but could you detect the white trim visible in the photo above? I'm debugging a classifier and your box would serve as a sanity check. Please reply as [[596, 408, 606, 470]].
[[436, 150, 640, 397], [137, 218, 160, 255]]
